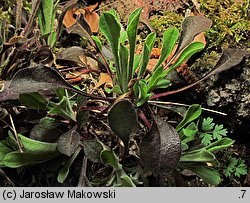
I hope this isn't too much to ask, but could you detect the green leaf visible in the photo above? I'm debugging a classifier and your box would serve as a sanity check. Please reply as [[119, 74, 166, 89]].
[[176, 104, 202, 132], [200, 132, 213, 146], [182, 122, 198, 137], [153, 78, 170, 89], [165, 42, 205, 75], [19, 92, 49, 110], [92, 35, 102, 51], [100, 149, 122, 170], [82, 139, 104, 163], [48, 31, 57, 47], [235, 160, 248, 177], [99, 12, 121, 86], [48, 96, 76, 121], [119, 175, 136, 187], [154, 27, 179, 70], [18, 134, 58, 154], [108, 99, 138, 150], [2, 151, 59, 168], [147, 66, 164, 92], [180, 149, 215, 162], [213, 124, 227, 140], [202, 117, 215, 131], [179, 162, 221, 186], [57, 147, 81, 183], [127, 8, 142, 82], [119, 31, 128, 44], [119, 44, 129, 92], [134, 80, 152, 107], [37, 0, 54, 35], [205, 138, 234, 153], [111, 85, 123, 95], [138, 32, 156, 77], [181, 122, 198, 144], [0, 142, 12, 165], [133, 54, 142, 75]]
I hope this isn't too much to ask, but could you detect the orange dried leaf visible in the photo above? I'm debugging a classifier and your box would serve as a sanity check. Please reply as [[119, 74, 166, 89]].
[[84, 9, 100, 33], [63, 8, 77, 28], [94, 73, 113, 89], [63, 3, 100, 32]]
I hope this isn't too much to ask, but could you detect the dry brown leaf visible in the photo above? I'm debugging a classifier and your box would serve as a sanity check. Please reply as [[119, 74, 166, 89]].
[[63, 8, 76, 28], [63, 3, 99, 33], [84, 9, 100, 33], [94, 73, 113, 89]]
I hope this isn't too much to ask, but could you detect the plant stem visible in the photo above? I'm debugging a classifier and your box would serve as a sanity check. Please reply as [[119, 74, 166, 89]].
[[9, 113, 23, 152], [148, 101, 227, 116], [16, 0, 23, 29]]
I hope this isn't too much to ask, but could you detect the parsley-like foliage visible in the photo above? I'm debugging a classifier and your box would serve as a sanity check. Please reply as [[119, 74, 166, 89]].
[[200, 117, 228, 146], [223, 156, 248, 178]]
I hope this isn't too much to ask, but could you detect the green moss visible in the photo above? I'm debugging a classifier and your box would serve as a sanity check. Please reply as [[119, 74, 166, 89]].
[[150, 11, 184, 35], [199, 0, 250, 49], [149, 11, 183, 46]]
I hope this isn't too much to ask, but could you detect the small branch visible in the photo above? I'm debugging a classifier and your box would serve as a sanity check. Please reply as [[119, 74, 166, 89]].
[[148, 100, 227, 116], [0, 169, 15, 186], [9, 113, 23, 152], [16, 0, 23, 29]]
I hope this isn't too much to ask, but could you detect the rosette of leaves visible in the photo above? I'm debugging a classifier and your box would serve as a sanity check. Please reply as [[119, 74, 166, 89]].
[[97, 8, 212, 106]]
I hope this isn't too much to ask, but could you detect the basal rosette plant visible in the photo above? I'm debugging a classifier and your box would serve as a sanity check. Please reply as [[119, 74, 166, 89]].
[[0, 4, 247, 186]]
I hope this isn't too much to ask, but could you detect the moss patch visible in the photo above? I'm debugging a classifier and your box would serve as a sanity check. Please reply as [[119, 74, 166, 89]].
[[199, 0, 250, 50]]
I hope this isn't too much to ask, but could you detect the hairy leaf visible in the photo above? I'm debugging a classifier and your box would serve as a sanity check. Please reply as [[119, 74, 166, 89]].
[[179, 162, 221, 185], [140, 115, 181, 174], [82, 139, 104, 163], [180, 149, 216, 162], [48, 96, 75, 121], [100, 149, 121, 170], [108, 99, 138, 150], [138, 32, 156, 77], [7, 65, 90, 97], [119, 44, 129, 92], [2, 151, 59, 168], [19, 92, 49, 110], [57, 129, 80, 156], [99, 12, 121, 83], [165, 42, 205, 74], [154, 27, 179, 70], [206, 138, 234, 153], [18, 134, 58, 154], [172, 16, 212, 60], [30, 117, 65, 142], [127, 8, 142, 81]]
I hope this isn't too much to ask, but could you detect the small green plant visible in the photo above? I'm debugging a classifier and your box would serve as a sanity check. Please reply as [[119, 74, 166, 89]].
[[97, 8, 210, 107], [0, 5, 247, 187], [37, 0, 60, 47], [223, 155, 248, 178]]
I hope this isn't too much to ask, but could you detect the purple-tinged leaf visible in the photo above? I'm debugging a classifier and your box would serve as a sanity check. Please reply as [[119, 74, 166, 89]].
[[140, 115, 181, 174]]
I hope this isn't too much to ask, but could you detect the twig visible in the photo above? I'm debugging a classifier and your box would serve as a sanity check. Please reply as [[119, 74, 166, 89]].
[[16, 0, 23, 29], [148, 100, 227, 116], [0, 169, 15, 186], [21, 0, 41, 37], [9, 113, 23, 152]]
